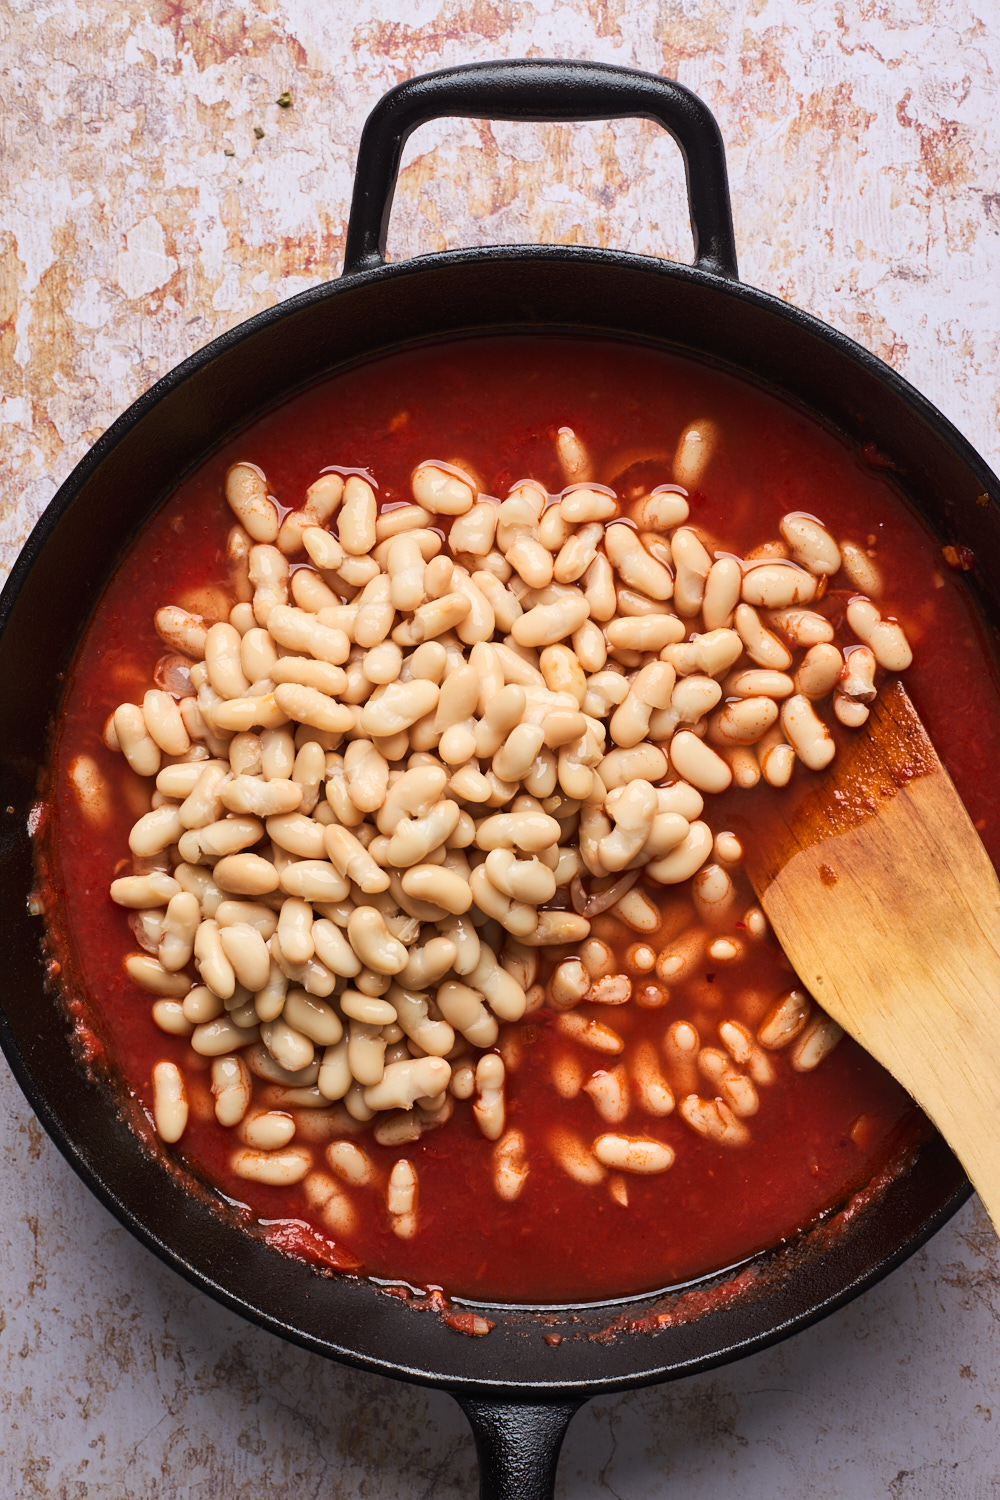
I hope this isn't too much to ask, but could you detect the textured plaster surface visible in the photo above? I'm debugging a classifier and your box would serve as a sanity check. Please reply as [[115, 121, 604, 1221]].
[[2, 0, 1000, 1494]]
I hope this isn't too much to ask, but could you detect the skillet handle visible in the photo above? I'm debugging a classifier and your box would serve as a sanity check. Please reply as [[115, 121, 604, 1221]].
[[343, 58, 738, 282], [457, 1396, 584, 1500]]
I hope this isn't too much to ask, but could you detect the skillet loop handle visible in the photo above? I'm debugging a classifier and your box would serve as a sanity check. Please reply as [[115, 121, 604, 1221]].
[[457, 1396, 583, 1500], [343, 58, 738, 282]]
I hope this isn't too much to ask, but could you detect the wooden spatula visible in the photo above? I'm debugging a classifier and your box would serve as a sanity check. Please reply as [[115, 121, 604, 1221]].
[[741, 678, 1000, 1233]]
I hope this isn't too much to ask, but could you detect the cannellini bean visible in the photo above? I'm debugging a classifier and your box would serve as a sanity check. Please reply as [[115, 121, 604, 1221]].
[[340, 990, 395, 1026], [177, 762, 229, 830], [241, 1110, 296, 1151], [741, 562, 818, 609], [231, 1146, 312, 1186], [547, 1127, 605, 1185], [555, 428, 594, 484], [599, 743, 668, 790], [599, 778, 657, 871], [583, 1065, 630, 1124], [669, 731, 731, 794], [205, 622, 250, 701], [781, 694, 835, 770], [375, 501, 432, 543], [692, 863, 737, 927], [323, 824, 390, 894], [248, 544, 290, 627], [758, 989, 812, 1049], [464, 944, 527, 1022], [493, 1130, 529, 1201], [364, 1056, 451, 1111], [612, 888, 660, 932], [347, 907, 408, 975], [840, 645, 878, 702], [65, 756, 112, 828], [450, 501, 499, 555], [262, 1016, 316, 1074], [218, 922, 271, 992], [159, 891, 200, 970], [606, 615, 685, 653], [110, 871, 180, 908], [790, 1014, 844, 1070], [333, 474, 376, 555], [678, 1094, 750, 1146], [316, 1039, 352, 1101], [605, 524, 674, 600], [840, 540, 883, 596], [326, 1139, 379, 1187], [472, 1053, 506, 1140], [833, 689, 870, 728], [192, 1014, 259, 1056], [412, 462, 475, 515], [511, 593, 590, 648], [276, 897, 314, 964], [211, 1055, 252, 1125], [846, 597, 912, 670], [553, 1013, 623, 1053], [213, 853, 281, 896], [734, 603, 793, 670], [387, 1158, 418, 1237], [631, 1041, 675, 1116], [780, 513, 842, 575], [515, 908, 591, 947], [152, 1060, 188, 1143], [724, 669, 794, 701], [671, 527, 712, 616], [795, 643, 844, 699], [548, 958, 589, 1009], [437, 978, 500, 1050], [142, 690, 190, 757], [594, 1133, 675, 1174], [226, 462, 279, 542], [609, 662, 675, 749], [719, 1019, 775, 1086], [646, 820, 713, 885], [125, 952, 191, 997], [306, 920, 360, 980], [155, 605, 208, 660], [673, 418, 718, 488], [114, 704, 161, 777], [708, 697, 779, 747], [698, 1047, 759, 1117], [754, 726, 794, 788], [701, 557, 743, 630]]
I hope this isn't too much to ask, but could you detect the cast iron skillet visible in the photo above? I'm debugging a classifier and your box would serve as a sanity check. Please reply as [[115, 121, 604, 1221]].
[[0, 58, 994, 1499]]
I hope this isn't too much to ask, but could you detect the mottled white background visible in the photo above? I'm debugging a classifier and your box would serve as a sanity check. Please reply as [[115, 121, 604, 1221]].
[[3, 0, 1000, 1494]]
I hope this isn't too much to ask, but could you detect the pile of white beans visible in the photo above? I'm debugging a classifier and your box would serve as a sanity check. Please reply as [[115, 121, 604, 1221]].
[[88, 419, 914, 1242]]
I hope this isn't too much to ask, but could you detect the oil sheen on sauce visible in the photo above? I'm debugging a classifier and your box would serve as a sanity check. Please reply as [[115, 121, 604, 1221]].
[[42, 335, 1000, 1305]]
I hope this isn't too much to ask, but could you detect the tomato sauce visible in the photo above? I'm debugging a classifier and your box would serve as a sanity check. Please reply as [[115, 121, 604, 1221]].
[[40, 335, 1000, 1304]]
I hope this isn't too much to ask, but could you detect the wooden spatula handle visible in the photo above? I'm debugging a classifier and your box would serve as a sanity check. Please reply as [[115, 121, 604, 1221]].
[[748, 682, 1000, 1234]]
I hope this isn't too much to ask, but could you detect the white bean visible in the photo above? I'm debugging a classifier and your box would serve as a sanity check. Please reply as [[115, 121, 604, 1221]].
[[741, 562, 818, 609], [669, 732, 732, 794], [152, 1060, 188, 1143], [673, 418, 718, 488], [593, 1133, 675, 1174], [226, 462, 279, 542], [780, 513, 842, 575], [781, 694, 835, 770], [231, 1146, 312, 1185], [845, 597, 912, 670]]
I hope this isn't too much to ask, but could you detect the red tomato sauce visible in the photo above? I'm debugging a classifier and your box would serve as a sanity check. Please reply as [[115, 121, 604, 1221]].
[[40, 335, 1000, 1304]]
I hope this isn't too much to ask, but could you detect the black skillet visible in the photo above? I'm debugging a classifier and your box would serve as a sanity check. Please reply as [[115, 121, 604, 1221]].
[[0, 59, 992, 1499]]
